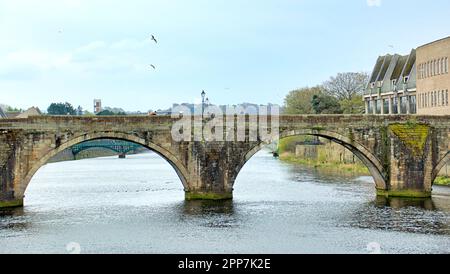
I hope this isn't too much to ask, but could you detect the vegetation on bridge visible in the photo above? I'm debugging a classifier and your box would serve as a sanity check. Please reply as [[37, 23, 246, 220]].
[[388, 122, 430, 157]]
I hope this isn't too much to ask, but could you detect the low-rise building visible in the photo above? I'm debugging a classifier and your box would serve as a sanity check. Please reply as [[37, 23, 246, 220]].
[[15, 107, 42, 118], [365, 36, 450, 115], [416, 37, 450, 115], [364, 49, 417, 115]]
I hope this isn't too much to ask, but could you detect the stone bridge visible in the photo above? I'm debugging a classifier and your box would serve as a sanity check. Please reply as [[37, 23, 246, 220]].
[[0, 115, 449, 208]]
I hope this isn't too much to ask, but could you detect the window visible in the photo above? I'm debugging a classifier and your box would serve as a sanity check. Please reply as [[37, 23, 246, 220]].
[[446, 57, 449, 74], [433, 60, 436, 76], [438, 59, 441, 75], [442, 90, 445, 107], [445, 89, 448, 106]]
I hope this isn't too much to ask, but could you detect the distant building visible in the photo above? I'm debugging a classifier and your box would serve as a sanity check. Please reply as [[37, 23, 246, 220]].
[[416, 37, 450, 115], [0, 106, 7, 118], [15, 107, 42, 118], [365, 36, 450, 115], [364, 49, 417, 115], [0, 107, 42, 119], [93, 99, 102, 114]]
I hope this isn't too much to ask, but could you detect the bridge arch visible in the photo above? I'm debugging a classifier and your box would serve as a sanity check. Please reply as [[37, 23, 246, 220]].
[[232, 129, 387, 190], [18, 131, 189, 198], [432, 151, 450, 183]]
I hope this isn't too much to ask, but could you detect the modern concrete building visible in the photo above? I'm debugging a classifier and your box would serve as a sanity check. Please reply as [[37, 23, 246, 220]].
[[416, 36, 450, 115], [0, 107, 7, 118], [364, 50, 417, 115], [365, 36, 450, 115]]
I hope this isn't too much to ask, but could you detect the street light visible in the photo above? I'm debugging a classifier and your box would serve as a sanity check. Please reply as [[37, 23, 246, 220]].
[[201, 90, 206, 117]]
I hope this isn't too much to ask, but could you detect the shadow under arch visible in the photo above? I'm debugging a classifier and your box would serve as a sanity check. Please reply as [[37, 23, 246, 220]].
[[232, 129, 387, 190], [432, 151, 450, 184], [18, 131, 189, 198]]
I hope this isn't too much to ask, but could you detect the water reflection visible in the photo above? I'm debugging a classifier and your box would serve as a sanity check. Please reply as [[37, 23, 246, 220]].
[[178, 200, 238, 229], [374, 196, 436, 210], [346, 196, 450, 235], [181, 200, 235, 216], [0, 207, 31, 232]]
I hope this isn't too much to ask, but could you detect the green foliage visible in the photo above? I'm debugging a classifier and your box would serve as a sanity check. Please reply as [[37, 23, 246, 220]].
[[283, 86, 322, 114], [283, 72, 369, 115], [6, 106, 22, 112], [47, 102, 77, 115], [311, 94, 342, 114], [278, 136, 312, 153], [96, 110, 127, 116], [339, 95, 365, 114], [434, 176, 450, 186]]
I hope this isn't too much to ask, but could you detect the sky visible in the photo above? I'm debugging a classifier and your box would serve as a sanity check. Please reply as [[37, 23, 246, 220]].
[[1, 0, 450, 112]]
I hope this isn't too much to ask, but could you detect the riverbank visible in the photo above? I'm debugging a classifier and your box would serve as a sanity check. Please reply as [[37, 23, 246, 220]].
[[277, 136, 370, 177], [277, 136, 449, 185], [279, 152, 370, 176], [435, 177, 450, 186]]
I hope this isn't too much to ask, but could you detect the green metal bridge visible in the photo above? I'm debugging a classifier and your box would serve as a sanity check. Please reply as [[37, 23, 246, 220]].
[[71, 139, 142, 158]]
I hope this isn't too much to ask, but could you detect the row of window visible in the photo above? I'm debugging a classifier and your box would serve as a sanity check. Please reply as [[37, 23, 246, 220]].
[[367, 95, 417, 114], [418, 57, 449, 79], [418, 90, 449, 109]]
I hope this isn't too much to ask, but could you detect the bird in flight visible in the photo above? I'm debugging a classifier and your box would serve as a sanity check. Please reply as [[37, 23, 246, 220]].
[[150, 64, 156, 70], [151, 35, 157, 44]]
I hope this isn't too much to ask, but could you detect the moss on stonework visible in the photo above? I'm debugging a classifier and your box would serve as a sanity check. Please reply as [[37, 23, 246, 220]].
[[0, 199, 23, 208], [185, 191, 233, 200], [388, 123, 430, 157], [376, 189, 432, 198]]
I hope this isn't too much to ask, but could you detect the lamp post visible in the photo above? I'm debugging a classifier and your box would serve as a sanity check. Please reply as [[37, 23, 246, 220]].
[[201, 90, 206, 118]]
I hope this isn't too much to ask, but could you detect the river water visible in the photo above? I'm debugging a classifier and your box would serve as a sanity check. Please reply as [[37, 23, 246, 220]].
[[0, 151, 449, 254]]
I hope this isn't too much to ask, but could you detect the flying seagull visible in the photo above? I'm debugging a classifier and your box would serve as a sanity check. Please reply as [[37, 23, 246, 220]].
[[150, 64, 156, 70], [151, 35, 157, 44]]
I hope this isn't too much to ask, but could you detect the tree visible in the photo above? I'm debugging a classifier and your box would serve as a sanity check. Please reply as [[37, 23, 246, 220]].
[[96, 109, 115, 116], [6, 106, 22, 112], [339, 95, 365, 114], [311, 94, 342, 114], [323, 72, 369, 101], [47, 102, 77, 115], [283, 86, 322, 114], [77, 105, 83, 116], [96, 110, 126, 116]]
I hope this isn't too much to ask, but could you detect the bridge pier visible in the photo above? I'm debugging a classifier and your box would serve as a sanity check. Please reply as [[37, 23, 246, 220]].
[[376, 123, 434, 198]]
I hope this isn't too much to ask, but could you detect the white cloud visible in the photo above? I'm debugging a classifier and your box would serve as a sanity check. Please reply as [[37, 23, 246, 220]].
[[367, 0, 382, 7]]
